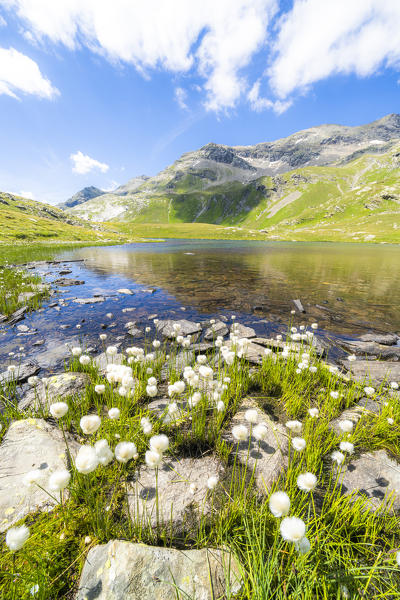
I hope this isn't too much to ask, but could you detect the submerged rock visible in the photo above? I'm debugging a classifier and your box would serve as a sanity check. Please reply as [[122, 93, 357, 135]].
[[223, 398, 287, 493], [337, 450, 400, 511], [73, 297, 105, 304], [76, 541, 242, 600], [0, 419, 78, 532], [127, 455, 225, 537], [340, 340, 400, 359], [19, 372, 91, 411], [54, 278, 84, 286], [359, 333, 398, 345]]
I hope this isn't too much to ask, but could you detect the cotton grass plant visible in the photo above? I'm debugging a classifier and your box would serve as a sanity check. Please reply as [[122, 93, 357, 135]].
[[0, 322, 399, 598]]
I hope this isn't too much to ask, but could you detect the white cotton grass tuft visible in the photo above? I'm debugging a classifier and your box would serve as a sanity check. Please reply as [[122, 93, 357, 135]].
[[115, 442, 138, 463], [396, 550, 400, 566], [307, 407, 319, 418], [75, 445, 99, 474], [364, 386, 375, 397], [297, 472, 317, 492], [48, 469, 71, 492], [23, 469, 44, 489], [280, 516, 306, 542], [95, 384, 105, 394], [285, 420, 302, 434], [95, 439, 114, 466], [244, 409, 258, 424], [79, 355, 90, 365], [80, 415, 101, 435], [49, 402, 68, 419], [338, 419, 353, 434], [71, 347, 82, 357], [253, 423, 269, 441], [292, 437, 306, 452], [108, 407, 120, 420], [340, 441, 354, 454], [269, 491, 290, 517], [207, 475, 219, 490], [149, 434, 169, 454], [232, 424, 248, 441], [6, 525, 30, 551], [145, 449, 162, 468], [331, 450, 345, 465]]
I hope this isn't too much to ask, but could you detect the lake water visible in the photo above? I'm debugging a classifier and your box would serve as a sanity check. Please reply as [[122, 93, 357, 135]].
[[1, 240, 400, 372]]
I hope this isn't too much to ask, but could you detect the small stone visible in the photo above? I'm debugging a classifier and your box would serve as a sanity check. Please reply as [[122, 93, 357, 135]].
[[204, 320, 229, 340], [230, 323, 256, 338], [73, 297, 105, 304], [156, 319, 202, 339], [117, 288, 134, 295]]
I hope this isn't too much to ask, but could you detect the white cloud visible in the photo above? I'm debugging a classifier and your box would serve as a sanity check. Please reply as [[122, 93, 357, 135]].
[[268, 0, 400, 99], [174, 87, 188, 110], [0, 14, 6, 26], [20, 190, 35, 199], [70, 151, 109, 175], [0, 46, 58, 99], [2, 0, 278, 111], [248, 79, 292, 114]]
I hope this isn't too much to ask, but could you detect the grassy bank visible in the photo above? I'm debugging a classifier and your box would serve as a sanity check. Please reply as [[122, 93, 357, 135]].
[[0, 266, 50, 317], [108, 221, 400, 244], [0, 327, 399, 598]]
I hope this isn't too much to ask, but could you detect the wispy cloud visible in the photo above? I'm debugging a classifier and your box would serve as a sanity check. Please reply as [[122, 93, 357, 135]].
[[0, 46, 58, 99]]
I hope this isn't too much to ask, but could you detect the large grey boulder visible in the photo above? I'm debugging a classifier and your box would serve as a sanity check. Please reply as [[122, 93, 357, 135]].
[[204, 320, 229, 340], [19, 372, 91, 411], [343, 360, 400, 385], [76, 541, 242, 600], [222, 399, 288, 493], [231, 323, 256, 338], [127, 456, 225, 537], [337, 450, 400, 511], [0, 419, 78, 532], [0, 360, 40, 385], [156, 319, 202, 338]]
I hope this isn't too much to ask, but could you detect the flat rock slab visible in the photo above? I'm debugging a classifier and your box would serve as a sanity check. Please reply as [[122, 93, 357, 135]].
[[338, 450, 400, 511], [17, 292, 37, 303], [329, 398, 381, 435], [223, 398, 288, 493], [156, 319, 202, 338], [239, 341, 274, 365], [127, 456, 225, 536], [340, 340, 400, 359], [76, 541, 241, 600], [73, 297, 105, 304], [160, 350, 195, 381], [204, 320, 229, 340], [231, 323, 256, 338], [359, 333, 398, 345], [0, 419, 79, 532], [343, 360, 400, 386], [117, 288, 134, 295], [19, 372, 91, 411], [0, 360, 40, 385]]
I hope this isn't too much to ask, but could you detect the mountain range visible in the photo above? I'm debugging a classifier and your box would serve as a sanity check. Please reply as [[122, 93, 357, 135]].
[[62, 114, 400, 242]]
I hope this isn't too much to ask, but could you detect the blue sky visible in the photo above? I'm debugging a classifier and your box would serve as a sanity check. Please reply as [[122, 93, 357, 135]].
[[0, 0, 399, 204]]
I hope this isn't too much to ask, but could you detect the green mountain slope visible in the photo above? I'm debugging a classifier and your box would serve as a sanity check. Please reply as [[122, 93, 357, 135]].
[[0, 192, 122, 242], [67, 114, 400, 242]]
